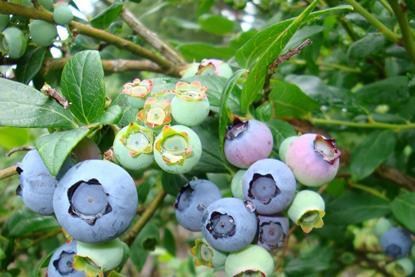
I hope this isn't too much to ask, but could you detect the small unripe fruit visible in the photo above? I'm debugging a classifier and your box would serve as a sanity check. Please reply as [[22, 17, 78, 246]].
[[180, 59, 233, 79], [230, 170, 246, 199], [113, 123, 154, 171], [192, 239, 227, 268], [288, 190, 325, 233], [39, 0, 54, 10], [76, 239, 129, 271], [373, 217, 393, 238], [53, 3, 73, 25], [2, 27, 27, 59], [153, 125, 202, 174], [29, 20, 58, 47], [225, 245, 275, 276], [137, 97, 172, 129], [171, 81, 210, 126], [0, 14, 9, 32]]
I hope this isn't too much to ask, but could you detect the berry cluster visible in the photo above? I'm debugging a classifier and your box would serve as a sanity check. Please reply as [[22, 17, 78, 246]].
[[0, 0, 73, 58], [174, 119, 342, 275]]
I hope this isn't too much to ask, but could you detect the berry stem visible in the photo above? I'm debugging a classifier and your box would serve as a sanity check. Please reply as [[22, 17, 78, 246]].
[[310, 117, 415, 131], [344, 0, 400, 43], [43, 58, 163, 75], [0, 165, 17, 180], [123, 188, 167, 245], [0, 1, 180, 76]]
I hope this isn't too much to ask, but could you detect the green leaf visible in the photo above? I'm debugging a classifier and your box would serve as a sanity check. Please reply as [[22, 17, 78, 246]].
[[4, 209, 60, 237], [266, 119, 296, 150], [32, 251, 53, 277], [285, 245, 334, 274], [163, 228, 176, 255], [161, 172, 187, 196], [130, 245, 148, 272], [91, 1, 123, 29], [325, 192, 390, 225], [0, 78, 76, 128], [97, 105, 122, 125], [178, 43, 234, 61], [135, 221, 160, 251], [35, 127, 89, 176], [347, 32, 385, 59], [218, 69, 246, 158], [0, 127, 30, 149], [15, 47, 46, 84], [236, 5, 353, 68], [350, 131, 396, 180], [391, 192, 415, 233], [198, 14, 235, 35], [270, 80, 319, 117], [239, 0, 318, 113], [61, 50, 106, 124], [283, 25, 324, 52], [356, 76, 409, 106]]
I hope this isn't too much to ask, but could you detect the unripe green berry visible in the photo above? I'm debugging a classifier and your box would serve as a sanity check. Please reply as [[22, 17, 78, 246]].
[[76, 238, 129, 271], [0, 14, 9, 32], [29, 20, 57, 47], [2, 27, 27, 58], [225, 245, 275, 276], [373, 217, 392, 238], [53, 3, 73, 25], [385, 257, 414, 277], [230, 170, 246, 199], [39, 0, 54, 11]]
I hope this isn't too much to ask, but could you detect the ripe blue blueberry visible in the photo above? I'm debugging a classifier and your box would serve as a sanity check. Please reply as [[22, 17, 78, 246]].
[[224, 119, 273, 168], [257, 215, 289, 251], [47, 241, 85, 277], [16, 149, 71, 215], [175, 179, 221, 231], [242, 159, 296, 215], [380, 227, 412, 259], [53, 160, 138, 243], [201, 197, 257, 252]]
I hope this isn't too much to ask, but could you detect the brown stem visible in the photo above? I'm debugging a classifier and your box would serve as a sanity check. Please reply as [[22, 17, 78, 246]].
[[123, 189, 167, 245], [115, 2, 186, 66], [41, 84, 70, 109], [376, 165, 415, 191], [43, 58, 163, 75], [0, 165, 18, 180], [0, 1, 179, 76], [6, 146, 33, 157], [262, 39, 312, 98]]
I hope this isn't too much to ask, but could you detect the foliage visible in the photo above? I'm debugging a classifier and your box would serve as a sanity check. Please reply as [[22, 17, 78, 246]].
[[0, 0, 415, 276]]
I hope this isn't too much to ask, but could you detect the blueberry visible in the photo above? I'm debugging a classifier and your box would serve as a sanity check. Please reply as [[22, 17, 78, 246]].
[[288, 190, 325, 233], [38, 0, 54, 10], [113, 123, 154, 171], [53, 160, 138, 243], [16, 149, 70, 215], [373, 217, 393, 238], [201, 197, 257, 252], [230, 170, 246, 199], [191, 239, 227, 268], [224, 119, 273, 168], [171, 81, 210, 126], [29, 20, 57, 47], [180, 59, 233, 79], [47, 241, 85, 277], [153, 125, 202, 174], [53, 3, 73, 25], [2, 27, 27, 59], [224, 245, 275, 276], [257, 215, 289, 251], [242, 159, 296, 215], [380, 227, 412, 259], [175, 179, 221, 231], [285, 133, 341, 187], [76, 238, 129, 271]]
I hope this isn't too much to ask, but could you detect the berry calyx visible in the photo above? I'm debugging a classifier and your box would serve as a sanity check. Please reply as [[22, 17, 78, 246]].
[[122, 78, 153, 99], [191, 239, 227, 268], [137, 97, 172, 128]]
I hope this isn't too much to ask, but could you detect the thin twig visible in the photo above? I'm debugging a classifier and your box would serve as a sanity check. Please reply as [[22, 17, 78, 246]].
[[262, 39, 312, 97], [123, 189, 167, 245], [42, 58, 163, 75], [376, 165, 415, 192], [6, 146, 33, 157], [103, 0, 186, 66], [0, 165, 18, 180], [388, 0, 415, 64], [0, 1, 179, 75], [41, 84, 70, 109]]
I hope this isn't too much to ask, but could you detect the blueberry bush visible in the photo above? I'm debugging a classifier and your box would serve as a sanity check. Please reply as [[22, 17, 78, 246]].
[[0, 0, 415, 276]]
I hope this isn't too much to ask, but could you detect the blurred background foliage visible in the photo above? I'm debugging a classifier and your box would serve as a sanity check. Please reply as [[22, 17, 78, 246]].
[[1, 0, 415, 276]]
